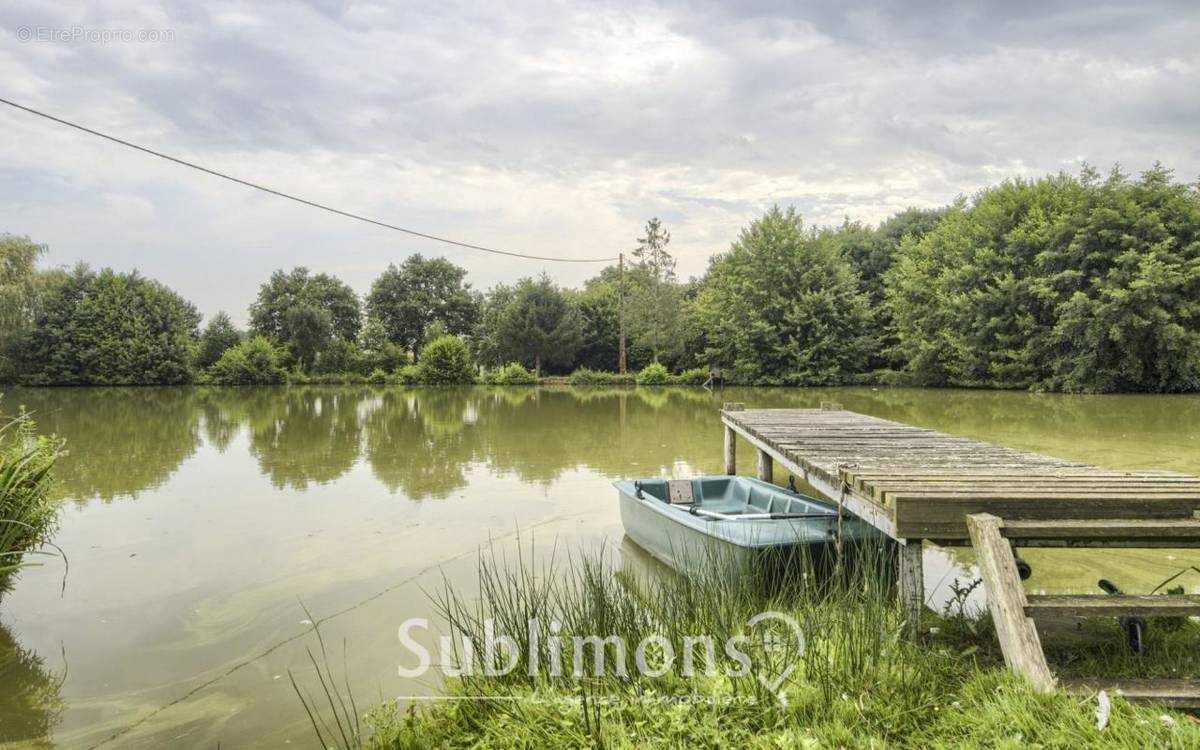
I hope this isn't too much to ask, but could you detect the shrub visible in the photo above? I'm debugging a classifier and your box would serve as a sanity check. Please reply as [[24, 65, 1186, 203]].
[[284, 369, 310, 385], [569, 367, 613, 385], [417, 336, 475, 384], [569, 368, 638, 386], [487, 363, 537, 385], [673, 367, 710, 385], [636, 361, 670, 385], [359, 341, 408, 375], [304, 372, 366, 385], [366, 368, 389, 385], [392, 365, 422, 385], [206, 337, 287, 385]]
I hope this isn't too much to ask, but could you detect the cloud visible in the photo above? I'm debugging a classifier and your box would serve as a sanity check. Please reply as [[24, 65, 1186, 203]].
[[0, 0, 1197, 323]]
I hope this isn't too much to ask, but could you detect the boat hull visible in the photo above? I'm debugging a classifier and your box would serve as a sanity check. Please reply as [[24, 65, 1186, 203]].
[[616, 476, 887, 578]]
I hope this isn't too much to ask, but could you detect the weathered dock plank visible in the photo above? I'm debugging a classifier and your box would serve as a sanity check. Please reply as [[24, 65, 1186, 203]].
[[721, 408, 1200, 541], [1025, 594, 1200, 618], [721, 407, 1200, 702]]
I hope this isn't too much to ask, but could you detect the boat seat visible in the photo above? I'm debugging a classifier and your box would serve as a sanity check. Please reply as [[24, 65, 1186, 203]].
[[748, 488, 771, 511]]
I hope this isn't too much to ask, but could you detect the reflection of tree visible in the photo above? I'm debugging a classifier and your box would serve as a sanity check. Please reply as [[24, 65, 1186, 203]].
[[0, 620, 64, 745], [235, 388, 364, 490], [198, 394, 240, 453], [474, 387, 723, 484], [16, 384, 1181, 515], [363, 390, 476, 499], [11, 387, 201, 502]]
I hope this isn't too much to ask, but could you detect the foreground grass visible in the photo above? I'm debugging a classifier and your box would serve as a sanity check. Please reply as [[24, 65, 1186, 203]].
[[299, 541, 1200, 749], [368, 672, 1197, 749]]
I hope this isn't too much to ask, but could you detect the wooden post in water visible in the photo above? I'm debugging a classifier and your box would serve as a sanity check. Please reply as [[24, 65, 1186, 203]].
[[756, 449, 772, 483], [897, 540, 925, 639], [722, 402, 743, 475]]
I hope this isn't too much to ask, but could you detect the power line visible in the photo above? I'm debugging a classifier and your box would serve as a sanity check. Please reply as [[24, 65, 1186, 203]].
[[0, 96, 619, 264]]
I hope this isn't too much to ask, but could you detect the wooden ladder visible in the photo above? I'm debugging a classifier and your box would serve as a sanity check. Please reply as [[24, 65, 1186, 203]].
[[966, 512, 1200, 708]]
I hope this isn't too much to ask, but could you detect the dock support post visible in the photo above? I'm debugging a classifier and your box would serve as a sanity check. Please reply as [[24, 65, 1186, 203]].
[[724, 424, 736, 475], [897, 540, 924, 638], [721, 403, 743, 476], [756, 449, 772, 483], [966, 514, 1055, 692]]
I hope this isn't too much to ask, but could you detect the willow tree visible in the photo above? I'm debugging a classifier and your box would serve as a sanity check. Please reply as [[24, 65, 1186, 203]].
[[0, 235, 49, 381]]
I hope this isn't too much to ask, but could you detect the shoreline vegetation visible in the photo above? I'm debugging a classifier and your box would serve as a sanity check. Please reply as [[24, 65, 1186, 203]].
[[2, 165, 1198, 394], [0, 402, 62, 596], [296, 543, 1200, 749]]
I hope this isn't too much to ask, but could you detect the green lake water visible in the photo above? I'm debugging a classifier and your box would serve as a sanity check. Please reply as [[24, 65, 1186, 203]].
[[1, 385, 1199, 748]]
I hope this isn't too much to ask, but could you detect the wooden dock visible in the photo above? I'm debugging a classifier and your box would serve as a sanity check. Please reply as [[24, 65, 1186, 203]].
[[720, 404, 1200, 706]]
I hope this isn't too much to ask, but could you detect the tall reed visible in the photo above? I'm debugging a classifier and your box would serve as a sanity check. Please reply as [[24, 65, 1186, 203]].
[[421, 534, 943, 725], [0, 403, 63, 592], [339, 533, 1200, 748]]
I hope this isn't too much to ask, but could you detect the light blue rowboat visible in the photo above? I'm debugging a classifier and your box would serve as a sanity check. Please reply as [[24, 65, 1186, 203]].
[[615, 475, 886, 575]]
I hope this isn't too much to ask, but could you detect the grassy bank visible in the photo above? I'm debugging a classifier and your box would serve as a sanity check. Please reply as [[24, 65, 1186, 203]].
[[294, 542, 1200, 749], [0, 402, 62, 593]]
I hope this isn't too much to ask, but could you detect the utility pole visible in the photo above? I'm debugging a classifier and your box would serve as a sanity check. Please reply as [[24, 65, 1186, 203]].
[[618, 252, 627, 374]]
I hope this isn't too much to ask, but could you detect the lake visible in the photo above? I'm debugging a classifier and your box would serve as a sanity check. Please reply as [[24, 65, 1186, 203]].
[[2, 385, 1199, 748]]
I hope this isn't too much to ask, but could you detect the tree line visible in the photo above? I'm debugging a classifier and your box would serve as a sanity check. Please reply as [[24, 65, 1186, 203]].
[[1, 163, 1197, 393]]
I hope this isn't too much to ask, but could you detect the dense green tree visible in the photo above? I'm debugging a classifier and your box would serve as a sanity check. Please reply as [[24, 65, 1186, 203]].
[[206, 336, 287, 385], [834, 209, 946, 370], [248, 267, 361, 357], [283, 304, 333, 370], [365, 255, 479, 355], [888, 165, 1200, 392], [627, 218, 684, 364], [571, 268, 621, 372], [693, 206, 874, 385], [417, 334, 475, 384], [194, 311, 241, 371], [569, 266, 659, 373], [357, 318, 407, 373], [838, 209, 946, 306], [19, 266, 200, 385], [488, 275, 584, 376], [471, 284, 515, 368]]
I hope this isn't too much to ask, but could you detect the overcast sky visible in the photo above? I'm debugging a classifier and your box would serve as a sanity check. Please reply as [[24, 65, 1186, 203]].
[[1, 1, 1197, 324]]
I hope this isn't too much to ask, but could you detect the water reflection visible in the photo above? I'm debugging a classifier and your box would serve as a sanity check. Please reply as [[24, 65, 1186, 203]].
[[8, 386, 1200, 504], [0, 385, 1197, 748], [22, 388, 202, 503], [364, 389, 475, 498], [0, 619, 64, 746]]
